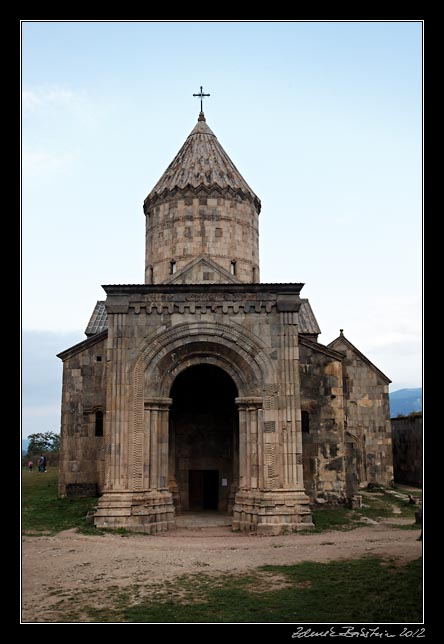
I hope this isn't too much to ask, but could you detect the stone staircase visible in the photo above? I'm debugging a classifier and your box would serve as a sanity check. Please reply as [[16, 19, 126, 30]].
[[175, 512, 232, 528]]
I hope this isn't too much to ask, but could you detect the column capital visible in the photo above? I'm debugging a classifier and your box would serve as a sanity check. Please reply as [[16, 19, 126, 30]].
[[235, 397, 263, 409], [276, 293, 301, 313], [144, 397, 173, 410]]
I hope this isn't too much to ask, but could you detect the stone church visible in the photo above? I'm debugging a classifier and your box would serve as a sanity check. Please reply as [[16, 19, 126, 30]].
[[58, 102, 393, 535]]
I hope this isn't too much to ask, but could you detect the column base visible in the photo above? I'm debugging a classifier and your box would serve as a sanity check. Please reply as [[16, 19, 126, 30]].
[[232, 489, 314, 535], [94, 490, 176, 534]]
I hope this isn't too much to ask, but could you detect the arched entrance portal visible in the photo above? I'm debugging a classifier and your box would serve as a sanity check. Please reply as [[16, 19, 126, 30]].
[[95, 320, 313, 534], [169, 364, 239, 515]]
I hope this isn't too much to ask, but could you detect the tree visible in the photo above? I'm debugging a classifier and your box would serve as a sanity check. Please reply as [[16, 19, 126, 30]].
[[27, 431, 60, 457]]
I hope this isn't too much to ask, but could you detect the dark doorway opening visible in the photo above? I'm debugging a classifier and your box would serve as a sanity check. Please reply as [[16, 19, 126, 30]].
[[169, 364, 239, 513], [189, 470, 219, 510]]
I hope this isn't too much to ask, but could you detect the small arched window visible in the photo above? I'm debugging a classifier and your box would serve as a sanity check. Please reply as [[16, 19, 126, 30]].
[[95, 410, 104, 437], [301, 411, 310, 433], [170, 260, 177, 275], [230, 260, 236, 276]]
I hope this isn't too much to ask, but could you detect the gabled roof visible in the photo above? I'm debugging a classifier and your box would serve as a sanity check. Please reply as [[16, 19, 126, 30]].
[[299, 335, 344, 360], [328, 332, 391, 384], [57, 330, 108, 362], [144, 113, 261, 212]]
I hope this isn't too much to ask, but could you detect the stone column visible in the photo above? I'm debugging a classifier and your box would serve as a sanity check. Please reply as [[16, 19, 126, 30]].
[[103, 310, 129, 492], [95, 393, 175, 533], [95, 304, 137, 530], [279, 309, 305, 490], [144, 398, 172, 490], [235, 398, 263, 491], [250, 403, 259, 490], [232, 295, 314, 535], [237, 402, 248, 490]]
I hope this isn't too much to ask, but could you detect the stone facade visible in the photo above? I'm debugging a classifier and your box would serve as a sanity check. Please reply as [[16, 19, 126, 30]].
[[328, 333, 393, 489], [58, 110, 393, 535], [58, 333, 107, 497], [89, 283, 313, 534], [391, 415, 422, 485], [299, 337, 347, 502]]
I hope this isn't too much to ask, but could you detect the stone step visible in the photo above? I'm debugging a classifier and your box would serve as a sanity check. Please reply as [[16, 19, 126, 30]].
[[175, 512, 232, 528]]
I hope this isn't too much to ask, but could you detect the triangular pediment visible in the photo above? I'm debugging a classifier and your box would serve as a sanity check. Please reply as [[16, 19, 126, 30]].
[[162, 256, 240, 285], [328, 334, 391, 384]]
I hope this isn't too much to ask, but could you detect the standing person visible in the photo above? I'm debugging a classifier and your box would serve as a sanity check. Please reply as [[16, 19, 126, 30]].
[[37, 455, 43, 472], [28, 460, 33, 472], [41, 455, 47, 472]]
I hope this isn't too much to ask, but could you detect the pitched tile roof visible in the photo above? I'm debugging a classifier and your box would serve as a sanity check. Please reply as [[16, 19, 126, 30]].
[[298, 299, 321, 335], [144, 114, 261, 212], [85, 300, 108, 336]]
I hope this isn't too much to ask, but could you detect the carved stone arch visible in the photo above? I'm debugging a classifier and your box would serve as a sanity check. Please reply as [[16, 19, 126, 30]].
[[127, 321, 277, 490], [131, 320, 274, 390], [156, 350, 249, 398], [345, 430, 364, 448]]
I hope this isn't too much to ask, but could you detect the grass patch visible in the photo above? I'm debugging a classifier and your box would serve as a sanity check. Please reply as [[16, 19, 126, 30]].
[[310, 505, 355, 532], [68, 556, 422, 623], [310, 487, 421, 533], [393, 484, 423, 495], [22, 468, 100, 535], [359, 490, 418, 522]]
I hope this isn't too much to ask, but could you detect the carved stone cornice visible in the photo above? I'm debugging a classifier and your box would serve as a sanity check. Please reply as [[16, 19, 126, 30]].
[[130, 300, 276, 315], [103, 284, 303, 316], [104, 284, 305, 317], [103, 283, 304, 296], [144, 184, 261, 214]]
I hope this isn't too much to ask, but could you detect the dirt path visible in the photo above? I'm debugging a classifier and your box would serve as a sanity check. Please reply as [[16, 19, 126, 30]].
[[22, 520, 422, 622]]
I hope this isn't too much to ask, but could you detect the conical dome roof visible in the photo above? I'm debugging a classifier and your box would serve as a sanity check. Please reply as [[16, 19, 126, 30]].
[[144, 114, 261, 213]]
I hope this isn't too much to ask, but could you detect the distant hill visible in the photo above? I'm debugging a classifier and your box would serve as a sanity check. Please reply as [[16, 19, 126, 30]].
[[389, 388, 422, 418]]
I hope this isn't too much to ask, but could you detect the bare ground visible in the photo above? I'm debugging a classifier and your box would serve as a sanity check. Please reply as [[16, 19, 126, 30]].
[[21, 518, 422, 623]]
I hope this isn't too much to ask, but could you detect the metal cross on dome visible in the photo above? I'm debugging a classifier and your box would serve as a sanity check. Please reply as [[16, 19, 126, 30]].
[[193, 85, 210, 113]]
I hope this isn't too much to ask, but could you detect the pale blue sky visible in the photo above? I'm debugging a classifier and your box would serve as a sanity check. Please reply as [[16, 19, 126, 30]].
[[21, 21, 422, 437]]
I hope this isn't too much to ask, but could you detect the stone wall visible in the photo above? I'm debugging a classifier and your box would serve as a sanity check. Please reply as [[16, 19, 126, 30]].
[[58, 333, 107, 497], [391, 414, 422, 485], [299, 339, 346, 502], [328, 336, 393, 486], [145, 196, 259, 284]]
